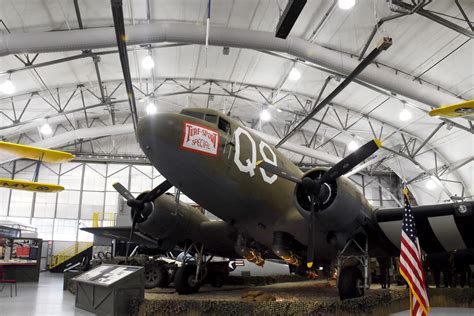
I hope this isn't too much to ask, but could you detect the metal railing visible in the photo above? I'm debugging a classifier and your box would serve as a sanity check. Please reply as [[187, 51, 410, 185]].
[[48, 241, 92, 269]]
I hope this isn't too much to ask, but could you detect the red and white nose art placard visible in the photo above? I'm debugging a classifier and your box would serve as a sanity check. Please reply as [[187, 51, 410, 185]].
[[181, 122, 219, 156]]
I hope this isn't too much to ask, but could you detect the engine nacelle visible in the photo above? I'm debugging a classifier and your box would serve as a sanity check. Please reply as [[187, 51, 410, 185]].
[[294, 167, 371, 235], [132, 192, 239, 258], [135, 192, 208, 247]]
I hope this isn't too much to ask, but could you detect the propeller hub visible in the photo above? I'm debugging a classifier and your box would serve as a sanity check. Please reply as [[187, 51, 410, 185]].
[[301, 177, 321, 195]]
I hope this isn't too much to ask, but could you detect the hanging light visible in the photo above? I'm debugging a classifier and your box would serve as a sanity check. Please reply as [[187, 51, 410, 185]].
[[260, 109, 271, 121], [288, 67, 301, 81], [0, 78, 15, 94], [141, 54, 155, 70], [338, 0, 356, 10], [399, 108, 412, 121], [40, 123, 53, 135], [425, 178, 437, 190], [347, 140, 359, 152], [146, 101, 157, 115]]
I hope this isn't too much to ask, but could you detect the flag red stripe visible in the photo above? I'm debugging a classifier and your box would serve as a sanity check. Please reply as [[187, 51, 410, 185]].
[[400, 246, 425, 291], [400, 256, 428, 303], [401, 236, 424, 272], [400, 247, 425, 289], [400, 241, 424, 283], [400, 264, 429, 308]]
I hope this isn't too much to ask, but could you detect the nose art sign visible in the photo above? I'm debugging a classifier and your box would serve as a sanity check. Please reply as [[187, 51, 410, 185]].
[[181, 122, 219, 156]]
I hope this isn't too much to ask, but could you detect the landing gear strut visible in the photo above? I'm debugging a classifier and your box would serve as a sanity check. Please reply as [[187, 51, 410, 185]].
[[336, 235, 369, 300], [174, 243, 210, 294]]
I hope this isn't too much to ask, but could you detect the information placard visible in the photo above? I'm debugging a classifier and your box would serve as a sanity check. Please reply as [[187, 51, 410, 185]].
[[74, 264, 142, 287]]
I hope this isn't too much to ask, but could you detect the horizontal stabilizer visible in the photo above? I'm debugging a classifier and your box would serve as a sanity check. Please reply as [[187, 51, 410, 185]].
[[81, 226, 158, 247], [0, 141, 75, 163], [0, 178, 64, 192], [429, 100, 474, 118]]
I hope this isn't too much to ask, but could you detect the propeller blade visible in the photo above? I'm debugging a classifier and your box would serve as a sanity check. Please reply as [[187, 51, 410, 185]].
[[126, 211, 139, 263], [142, 180, 173, 202], [307, 195, 318, 269], [321, 139, 382, 183], [113, 182, 135, 201], [257, 160, 303, 184]]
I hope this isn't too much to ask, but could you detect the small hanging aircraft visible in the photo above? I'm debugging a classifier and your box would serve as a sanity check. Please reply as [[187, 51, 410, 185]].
[[429, 99, 474, 118], [0, 141, 75, 192]]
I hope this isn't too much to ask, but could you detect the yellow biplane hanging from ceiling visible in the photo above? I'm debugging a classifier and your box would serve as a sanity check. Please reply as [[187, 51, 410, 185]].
[[429, 100, 474, 118], [0, 142, 75, 193]]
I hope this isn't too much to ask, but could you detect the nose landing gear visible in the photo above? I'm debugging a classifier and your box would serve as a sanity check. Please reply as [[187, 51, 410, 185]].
[[174, 243, 230, 294]]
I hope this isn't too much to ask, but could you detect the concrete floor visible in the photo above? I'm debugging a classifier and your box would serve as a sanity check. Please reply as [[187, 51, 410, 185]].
[[0, 272, 93, 316]]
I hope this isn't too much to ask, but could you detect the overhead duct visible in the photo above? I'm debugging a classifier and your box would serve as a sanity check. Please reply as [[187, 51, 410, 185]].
[[0, 22, 462, 108]]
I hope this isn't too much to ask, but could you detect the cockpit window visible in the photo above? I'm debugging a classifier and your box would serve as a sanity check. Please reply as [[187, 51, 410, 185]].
[[182, 110, 204, 120], [204, 114, 217, 124], [181, 110, 218, 125], [218, 118, 231, 133]]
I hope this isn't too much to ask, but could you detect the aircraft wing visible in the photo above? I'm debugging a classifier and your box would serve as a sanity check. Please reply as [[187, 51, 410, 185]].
[[0, 141, 75, 163], [374, 201, 474, 254], [81, 226, 158, 247], [0, 178, 64, 192]]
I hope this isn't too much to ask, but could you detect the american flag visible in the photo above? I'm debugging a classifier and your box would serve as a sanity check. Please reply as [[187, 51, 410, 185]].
[[399, 186, 430, 316]]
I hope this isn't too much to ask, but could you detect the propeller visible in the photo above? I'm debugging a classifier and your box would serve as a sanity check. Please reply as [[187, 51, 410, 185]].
[[257, 138, 382, 268], [112, 180, 173, 257]]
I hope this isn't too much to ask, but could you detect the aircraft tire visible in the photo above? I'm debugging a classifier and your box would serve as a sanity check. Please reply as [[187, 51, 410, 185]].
[[144, 263, 168, 289], [338, 266, 364, 300], [174, 265, 201, 294]]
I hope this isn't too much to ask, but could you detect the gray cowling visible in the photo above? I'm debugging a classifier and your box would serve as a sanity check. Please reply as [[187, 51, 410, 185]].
[[133, 193, 208, 246], [294, 168, 369, 234]]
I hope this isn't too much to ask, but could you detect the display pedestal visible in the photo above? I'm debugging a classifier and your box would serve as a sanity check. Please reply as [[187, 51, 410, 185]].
[[73, 264, 144, 316]]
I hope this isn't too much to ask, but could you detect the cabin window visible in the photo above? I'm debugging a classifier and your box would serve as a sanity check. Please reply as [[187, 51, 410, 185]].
[[218, 118, 231, 133]]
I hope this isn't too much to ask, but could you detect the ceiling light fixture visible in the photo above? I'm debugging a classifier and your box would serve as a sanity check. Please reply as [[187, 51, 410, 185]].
[[425, 178, 437, 190], [399, 108, 412, 121], [146, 101, 157, 115], [288, 67, 301, 81], [141, 54, 155, 70], [338, 0, 356, 10], [0, 78, 15, 95], [40, 123, 53, 135], [347, 140, 359, 152], [260, 109, 271, 121]]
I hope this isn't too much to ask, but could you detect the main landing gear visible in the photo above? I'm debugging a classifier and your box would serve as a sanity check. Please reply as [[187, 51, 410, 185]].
[[336, 235, 369, 300], [174, 243, 229, 294]]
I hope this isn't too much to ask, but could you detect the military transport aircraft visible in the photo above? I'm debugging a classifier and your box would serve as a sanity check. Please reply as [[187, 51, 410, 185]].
[[85, 107, 473, 299]]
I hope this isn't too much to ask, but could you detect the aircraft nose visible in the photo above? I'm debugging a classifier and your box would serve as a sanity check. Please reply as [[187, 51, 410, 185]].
[[137, 113, 183, 163]]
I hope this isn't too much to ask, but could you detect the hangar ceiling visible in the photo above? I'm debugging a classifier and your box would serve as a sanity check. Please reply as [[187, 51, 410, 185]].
[[0, 0, 472, 205]]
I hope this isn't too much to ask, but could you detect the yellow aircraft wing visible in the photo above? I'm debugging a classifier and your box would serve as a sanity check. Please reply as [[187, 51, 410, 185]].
[[429, 100, 474, 118], [0, 141, 75, 163], [0, 178, 64, 193]]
